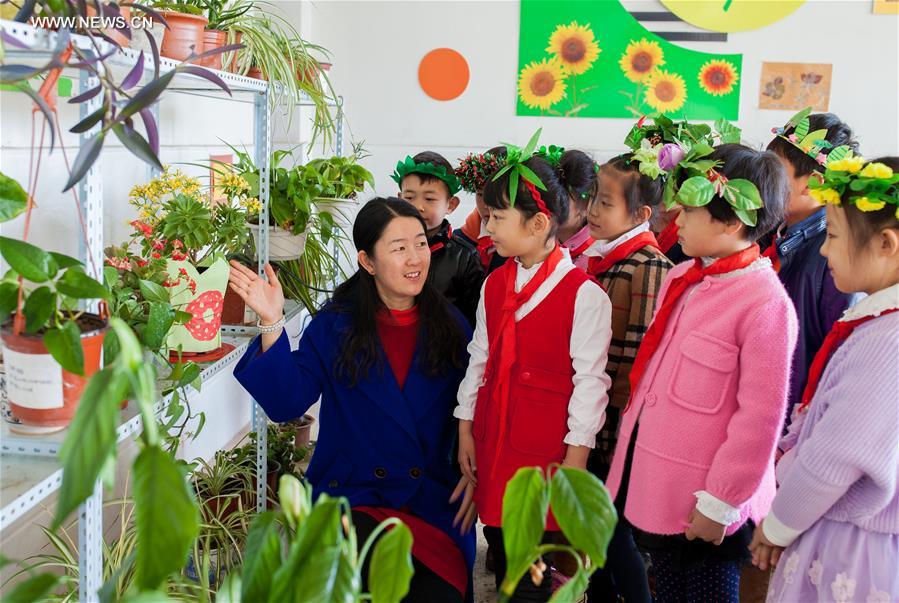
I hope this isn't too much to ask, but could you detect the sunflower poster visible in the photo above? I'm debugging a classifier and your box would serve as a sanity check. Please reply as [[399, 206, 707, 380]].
[[516, 0, 742, 120]]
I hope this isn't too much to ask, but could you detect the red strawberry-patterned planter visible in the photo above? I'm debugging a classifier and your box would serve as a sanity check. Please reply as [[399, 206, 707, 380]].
[[165, 258, 230, 354]]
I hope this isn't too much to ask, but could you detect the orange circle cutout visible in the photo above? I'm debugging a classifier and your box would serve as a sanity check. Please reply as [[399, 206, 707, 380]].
[[418, 48, 470, 101]]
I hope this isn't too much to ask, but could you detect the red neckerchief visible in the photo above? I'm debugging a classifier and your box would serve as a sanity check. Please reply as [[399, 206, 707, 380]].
[[586, 231, 660, 277], [656, 216, 680, 254], [488, 245, 564, 475], [626, 244, 761, 411], [761, 237, 781, 273], [476, 236, 494, 269], [428, 224, 453, 253], [568, 234, 596, 263], [797, 308, 899, 413]]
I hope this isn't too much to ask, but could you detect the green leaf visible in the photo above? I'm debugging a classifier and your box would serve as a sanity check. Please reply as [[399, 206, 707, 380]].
[[517, 164, 546, 191], [500, 467, 550, 597], [675, 176, 716, 207], [139, 279, 169, 304], [50, 252, 82, 269], [0, 281, 18, 317], [623, 124, 643, 150], [727, 179, 764, 210], [69, 102, 107, 134], [144, 302, 175, 351], [679, 160, 718, 173], [549, 468, 617, 567], [269, 496, 343, 603], [733, 207, 758, 227], [508, 169, 520, 207], [713, 119, 742, 145], [0, 171, 28, 223], [549, 568, 589, 602], [55, 367, 125, 527], [369, 523, 414, 603], [133, 445, 200, 590], [826, 145, 851, 165], [240, 512, 282, 603], [663, 174, 679, 209], [521, 128, 543, 159], [690, 143, 715, 159], [217, 572, 243, 603], [23, 286, 56, 333], [4, 572, 61, 603], [0, 236, 56, 282], [331, 547, 361, 603], [44, 321, 85, 375], [174, 310, 193, 324], [56, 267, 109, 300], [786, 107, 812, 130]]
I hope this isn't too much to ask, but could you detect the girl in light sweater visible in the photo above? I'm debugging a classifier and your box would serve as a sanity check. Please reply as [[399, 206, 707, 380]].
[[751, 156, 899, 602], [605, 144, 798, 602]]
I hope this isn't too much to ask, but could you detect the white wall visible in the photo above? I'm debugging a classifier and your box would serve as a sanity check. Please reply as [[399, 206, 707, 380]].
[[307, 0, 899, 226]]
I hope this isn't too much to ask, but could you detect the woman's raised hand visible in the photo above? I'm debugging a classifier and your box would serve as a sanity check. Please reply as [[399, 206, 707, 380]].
[[228, 261, 285, 324]]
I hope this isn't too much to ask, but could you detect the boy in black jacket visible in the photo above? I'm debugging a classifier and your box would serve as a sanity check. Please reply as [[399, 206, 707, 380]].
[[391, 151, 484, 326]]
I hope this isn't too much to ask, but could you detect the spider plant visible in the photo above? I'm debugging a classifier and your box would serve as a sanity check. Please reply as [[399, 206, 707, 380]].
[[274, 216, 349, 315], [227, 0, 338, 149]]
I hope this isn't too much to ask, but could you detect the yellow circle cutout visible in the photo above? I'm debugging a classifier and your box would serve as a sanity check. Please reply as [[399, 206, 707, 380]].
[[660, 0, 806, 33]]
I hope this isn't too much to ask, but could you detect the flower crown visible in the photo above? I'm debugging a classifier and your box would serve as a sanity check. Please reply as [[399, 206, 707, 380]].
[[390, 156, 462, 196], [674, 166, 764, 227], [622, 114, 743, 207], [456, 152, 504, 193], [771, 107, 854, 169], [807, 157, 899, 218]]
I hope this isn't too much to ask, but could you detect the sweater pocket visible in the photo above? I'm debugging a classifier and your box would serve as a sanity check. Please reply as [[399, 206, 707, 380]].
[[668, 332, 739, 414]]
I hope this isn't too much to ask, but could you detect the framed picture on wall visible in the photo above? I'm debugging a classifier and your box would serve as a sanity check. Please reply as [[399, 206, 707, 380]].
[[759, 62, 832, 112]]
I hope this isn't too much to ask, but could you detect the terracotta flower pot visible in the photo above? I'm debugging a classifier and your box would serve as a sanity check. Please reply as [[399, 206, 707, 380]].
[[246, 66, 264, 80], [155, 11, 207, 61], [291, 414, 316, 449], [200, 29, 241, 71], [86, 5, 132, 48], [1, 313, 108, 433], [221, 285, 247, 325]]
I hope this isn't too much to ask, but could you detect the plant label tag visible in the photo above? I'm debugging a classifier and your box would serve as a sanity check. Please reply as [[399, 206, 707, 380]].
[[1, 347, 64, 409]]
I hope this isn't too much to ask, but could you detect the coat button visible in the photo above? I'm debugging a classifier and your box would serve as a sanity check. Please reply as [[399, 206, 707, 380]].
[[521, 372, 531, 381], [374, 467, 387, 479], [646, 392, 657, 406], [328, 480, 339, 488], [409, 467, 422, 479]]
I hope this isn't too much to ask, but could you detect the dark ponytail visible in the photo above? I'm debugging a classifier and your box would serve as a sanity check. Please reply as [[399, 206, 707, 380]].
[[558, 149, 598, 205], [330, 197, 468, 385]]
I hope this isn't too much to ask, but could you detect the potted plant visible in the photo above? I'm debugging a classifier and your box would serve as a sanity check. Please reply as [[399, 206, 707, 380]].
[[309, 146, 375, 228], [0, 235, 109, 432], [285, 414, 316, 450], [150, 0, 209, 61], [198, 0, 251, 70], [127, 167, 253, 353]]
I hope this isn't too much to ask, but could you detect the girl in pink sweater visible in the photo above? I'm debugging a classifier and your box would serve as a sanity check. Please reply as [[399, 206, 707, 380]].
[[605, 144, 799, 602]]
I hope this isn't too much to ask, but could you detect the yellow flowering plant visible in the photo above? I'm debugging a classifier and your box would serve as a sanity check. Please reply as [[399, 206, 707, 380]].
[[808, 157, 899, 217], [127, 166, 253, 267]]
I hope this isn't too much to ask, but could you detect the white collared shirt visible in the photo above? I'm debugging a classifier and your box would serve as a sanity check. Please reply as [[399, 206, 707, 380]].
[[454, 249, 613, 447], [583, 222, 651, 258]]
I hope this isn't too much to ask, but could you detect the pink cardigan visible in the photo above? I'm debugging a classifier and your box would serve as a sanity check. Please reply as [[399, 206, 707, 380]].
[[606, 259, 798, 536]]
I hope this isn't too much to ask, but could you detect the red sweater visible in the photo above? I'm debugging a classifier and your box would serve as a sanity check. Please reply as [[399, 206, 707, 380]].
[[359, 306, 467, 596]]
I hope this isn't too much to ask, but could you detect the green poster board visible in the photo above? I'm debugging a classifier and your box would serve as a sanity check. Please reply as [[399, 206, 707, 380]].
[[516, 0, 742, 120]]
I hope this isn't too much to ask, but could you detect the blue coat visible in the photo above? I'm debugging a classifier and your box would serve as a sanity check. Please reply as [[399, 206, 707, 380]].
[[233, 304, 476, 595]]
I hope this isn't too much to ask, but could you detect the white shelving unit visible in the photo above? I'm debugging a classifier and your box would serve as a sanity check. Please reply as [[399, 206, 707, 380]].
[[0, 18, 341, 601]]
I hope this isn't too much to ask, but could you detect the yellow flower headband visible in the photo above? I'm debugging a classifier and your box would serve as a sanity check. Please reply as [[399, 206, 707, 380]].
[[808, 156, 899, 219]]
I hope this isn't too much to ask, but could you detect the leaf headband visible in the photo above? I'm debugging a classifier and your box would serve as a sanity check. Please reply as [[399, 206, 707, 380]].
[[492, 128, 550, 214], [807, 157, 899, 218], [771, 107, 854, 170], [623, 114, 743, 210], [391, 156, 462, 196]]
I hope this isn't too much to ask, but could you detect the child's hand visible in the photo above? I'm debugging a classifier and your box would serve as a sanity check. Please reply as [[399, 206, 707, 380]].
[[457, 420, 477, 487], [684, 508, 727, 545], [749, 522, 784, 571], [449, 475, 478, 534]]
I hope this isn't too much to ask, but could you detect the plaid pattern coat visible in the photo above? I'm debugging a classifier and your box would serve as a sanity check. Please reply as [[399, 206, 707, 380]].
[[592, 246, 672, 463]]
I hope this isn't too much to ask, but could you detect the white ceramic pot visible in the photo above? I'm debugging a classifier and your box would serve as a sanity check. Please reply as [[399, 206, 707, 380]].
[[314, 197, 359, 229], [248, 223, 307, 261]]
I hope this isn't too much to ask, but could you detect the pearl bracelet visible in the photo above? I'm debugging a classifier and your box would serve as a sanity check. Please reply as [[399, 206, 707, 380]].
[[256, 316, 285, 333]]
